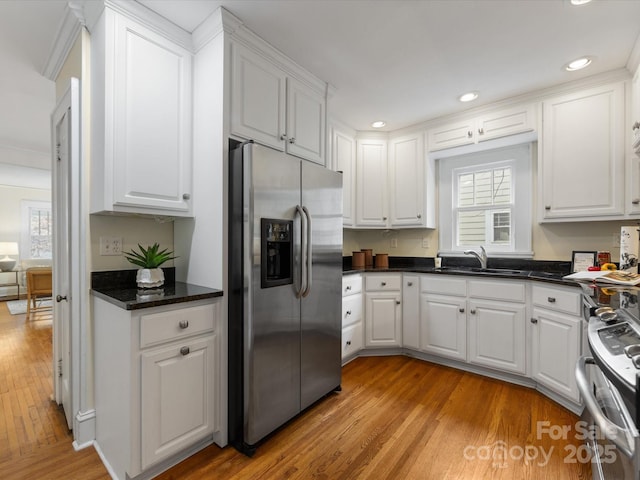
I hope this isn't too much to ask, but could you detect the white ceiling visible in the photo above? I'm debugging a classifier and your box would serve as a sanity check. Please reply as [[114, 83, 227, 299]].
[[1, 0, 640, 165]]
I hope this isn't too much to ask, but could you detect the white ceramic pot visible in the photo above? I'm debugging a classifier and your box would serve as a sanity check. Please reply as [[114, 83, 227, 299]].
[[136, 268, 165, 289]]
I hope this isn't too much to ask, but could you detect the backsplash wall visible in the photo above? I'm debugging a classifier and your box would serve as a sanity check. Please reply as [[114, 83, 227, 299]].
[[345, 220, 638, 262]]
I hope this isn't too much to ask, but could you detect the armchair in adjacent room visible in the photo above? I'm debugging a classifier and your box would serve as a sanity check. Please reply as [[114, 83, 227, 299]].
[[26, 267, 52, 317]]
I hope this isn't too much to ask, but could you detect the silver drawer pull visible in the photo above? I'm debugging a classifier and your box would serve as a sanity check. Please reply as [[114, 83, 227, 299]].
[[179, 320, 189, 329], [346, 340, 352, 346], [459, 308, 465, 313], [346, 310, 352, 316], [180, 346, 190, 356], [346, 285, 352, 291], [531, 318, 538, 324], [470, 309, 476, 314], [547, 297, 556, 303], [381, 282, 386, 286], [407, 282, 413, 286], [396, 300, 401, 305]]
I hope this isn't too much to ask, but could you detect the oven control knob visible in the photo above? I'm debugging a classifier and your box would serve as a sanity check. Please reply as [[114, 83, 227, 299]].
[[624, 344, 640, 358]]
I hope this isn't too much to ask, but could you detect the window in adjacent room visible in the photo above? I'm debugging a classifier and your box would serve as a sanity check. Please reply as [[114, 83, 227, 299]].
[[438, 144, 532, 257], [20, 200, 53, 259]]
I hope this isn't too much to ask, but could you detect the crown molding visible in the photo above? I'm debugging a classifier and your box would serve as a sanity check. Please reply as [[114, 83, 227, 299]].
[[42, 2, 85, 81], [627, 31, 640, 74], [192, 7, 243, 53]]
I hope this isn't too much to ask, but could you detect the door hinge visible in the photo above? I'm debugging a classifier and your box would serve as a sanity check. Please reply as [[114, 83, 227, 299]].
[[58, 358, 63, 378], [56, 143, 61, 162]]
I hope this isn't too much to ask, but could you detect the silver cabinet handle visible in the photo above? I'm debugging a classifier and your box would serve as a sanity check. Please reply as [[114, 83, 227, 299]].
[[545, 205, 551, 210], [417, 214, 422, 219], [56, 295, 67, 302], [531, 318, 538, 324], [179, 320, 189, 329], [182, 193, 191, 200], [547, 297, 556, 303], [346, 310, 352, 316], [407, 282, 413, 286], [346, 340, 352, 346], [280, 134, 287, 140], [633, 199, 640, 205], [346, 285, 352, 291], [478, 128, 484, 135], [467, 130, 473, 138], [470, 309, 476, 314], [383, 216, 387, 221], [396, 300, 401, 305], [289, 137, 296, 144], [459, 308, 465, 313], [180, 346, 190, 356], [381, 282, 386, 286]]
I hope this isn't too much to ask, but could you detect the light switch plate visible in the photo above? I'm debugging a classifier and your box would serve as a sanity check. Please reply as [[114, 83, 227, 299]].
[[100, 236, 123, 256], [390, 238, 398, 248], [422, 237, 430, 248]]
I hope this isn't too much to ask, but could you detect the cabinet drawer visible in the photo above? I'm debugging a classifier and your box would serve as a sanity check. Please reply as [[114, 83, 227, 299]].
[[140, 304, 215, 348], [421, 275, 466, 296], [342, 294, 362, 328], [468, 279, 526, 303], [343, 275, 362, 296], [365, 274, 401, 292], [531, 285, 580, 316], [342, 322, 363, 360]]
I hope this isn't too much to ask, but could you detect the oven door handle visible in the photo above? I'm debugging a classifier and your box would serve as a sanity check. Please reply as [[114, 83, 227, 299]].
[[575, 356, 635, 458]]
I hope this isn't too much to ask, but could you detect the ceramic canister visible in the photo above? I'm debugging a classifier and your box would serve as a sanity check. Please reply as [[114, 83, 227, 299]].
[[361, 249, 373, 267], [352, 251, 365, 268]]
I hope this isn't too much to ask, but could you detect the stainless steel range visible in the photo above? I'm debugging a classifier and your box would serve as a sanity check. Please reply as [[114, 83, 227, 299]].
[[578, 283, 640, 479]]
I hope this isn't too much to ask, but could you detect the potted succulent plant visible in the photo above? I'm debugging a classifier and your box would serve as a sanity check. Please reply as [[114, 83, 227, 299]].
[[124, 243, 177, 288]]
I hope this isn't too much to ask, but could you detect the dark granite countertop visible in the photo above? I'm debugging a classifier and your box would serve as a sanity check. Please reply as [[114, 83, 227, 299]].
[[342, 256, 578, 286], [90, 268, 223, 310]]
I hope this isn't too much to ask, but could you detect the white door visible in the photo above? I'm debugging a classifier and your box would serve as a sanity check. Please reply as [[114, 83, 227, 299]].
[[52, 78, 80, 430]]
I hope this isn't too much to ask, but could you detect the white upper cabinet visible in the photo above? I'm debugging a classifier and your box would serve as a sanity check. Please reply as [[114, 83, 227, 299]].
[[356, 138, 388, 227], [331, 125, 356, 226], [230, 42, 286, 152], [230, 41, 327, 165], [388, 132, 434, 228], [632, 66, 640, 156], [90, 6, 193, 216], [428, 104, 535, 151], [540, 82, 625, 221]]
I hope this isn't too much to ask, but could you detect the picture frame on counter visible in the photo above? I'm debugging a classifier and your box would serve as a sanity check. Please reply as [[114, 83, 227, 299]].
[[571, 250, 597, 272]]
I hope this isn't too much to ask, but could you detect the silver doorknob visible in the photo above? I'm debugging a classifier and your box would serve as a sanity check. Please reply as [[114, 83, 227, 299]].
[[531, 318, 538, 324], [459, 308, 465, 313], [56, 295, 67, 302], [179, 320, 189, 329], [182, 193, 191, 200], [180, 346, 190, 356]]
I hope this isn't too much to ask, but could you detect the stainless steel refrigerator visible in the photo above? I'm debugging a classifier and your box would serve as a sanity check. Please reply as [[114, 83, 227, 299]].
[[228, 141, 343, 455]]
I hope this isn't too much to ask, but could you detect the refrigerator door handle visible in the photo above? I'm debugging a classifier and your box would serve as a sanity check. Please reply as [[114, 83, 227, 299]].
[[302, 206, 312, 297], [296, 205, 307, 298]]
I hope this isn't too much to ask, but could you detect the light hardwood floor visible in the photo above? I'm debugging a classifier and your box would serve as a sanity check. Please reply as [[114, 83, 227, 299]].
[[0, 300, 591, 479]]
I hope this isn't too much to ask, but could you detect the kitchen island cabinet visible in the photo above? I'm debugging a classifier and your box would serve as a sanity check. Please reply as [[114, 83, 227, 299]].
[[93, 296, 222, 480]]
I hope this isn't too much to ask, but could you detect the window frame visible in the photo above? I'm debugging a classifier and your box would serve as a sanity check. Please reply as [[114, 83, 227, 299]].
[[20, 200, 53, 260], [438, 144, 533, 258]]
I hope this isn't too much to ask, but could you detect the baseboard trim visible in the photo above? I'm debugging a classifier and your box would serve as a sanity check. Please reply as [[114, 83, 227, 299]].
[[73, 408, 96, 450]]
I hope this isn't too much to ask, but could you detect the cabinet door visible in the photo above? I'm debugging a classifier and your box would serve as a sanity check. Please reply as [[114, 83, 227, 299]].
[[112, 13, 192, 213], [364, 292, 401, 347], [141, 335, 215, 469], [628, 155, 640, 214], [356, 139, 388, 227], [342, 322, 363, 361], [230, 42, 286, 151], [389, 134, 425, 227], [541, 82, 625, 220], [427, 119, 475, 151], [632, 67, 640, 151], [332, 127, 356, 226], [468, 299, 526, 374], [476, 104, 534, 142], [286, 78, 326, 165], [420, 293, 466, 361], [531, 308, 581, 402], [402, 275, 420, 350]]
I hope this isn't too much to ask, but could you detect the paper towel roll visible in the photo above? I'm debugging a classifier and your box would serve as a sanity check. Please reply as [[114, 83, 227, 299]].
[[620, 226, 639, 273]]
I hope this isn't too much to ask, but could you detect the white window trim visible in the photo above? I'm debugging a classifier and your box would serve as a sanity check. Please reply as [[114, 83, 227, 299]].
[[438, 144, 533, 258]]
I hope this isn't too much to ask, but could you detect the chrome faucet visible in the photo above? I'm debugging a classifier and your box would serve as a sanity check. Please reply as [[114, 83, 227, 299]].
[[464, 246, 488, 269]]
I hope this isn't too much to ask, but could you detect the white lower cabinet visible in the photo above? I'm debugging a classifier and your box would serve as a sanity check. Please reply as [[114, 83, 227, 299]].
[[420, 293, 467, 361], [94, 297, 220, 480], [402, 274, 420, 350], [530, 285, 582, 403], [342, 274, 363, 361], [364, 274, 402, 347]]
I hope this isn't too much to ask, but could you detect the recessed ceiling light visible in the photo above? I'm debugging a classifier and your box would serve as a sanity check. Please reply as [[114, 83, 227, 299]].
[[570, 0, 592, 5], [459, 92, 479, 103], [565, 56, 594, 71], [371, 121, 386, 128]]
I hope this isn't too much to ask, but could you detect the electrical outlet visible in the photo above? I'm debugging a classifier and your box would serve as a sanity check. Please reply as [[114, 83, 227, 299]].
[[100, 236, 123, 256], [422, 237, 430, 248], [390, 238, 398, 248]]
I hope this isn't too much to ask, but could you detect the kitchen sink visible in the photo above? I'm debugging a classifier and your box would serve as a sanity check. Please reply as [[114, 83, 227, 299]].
[[437, 266, 528, 276]]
